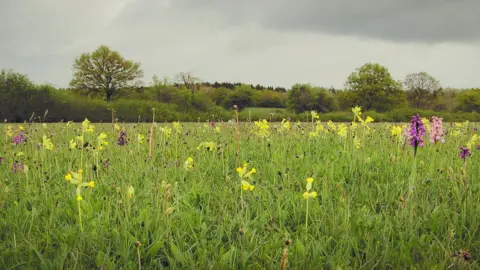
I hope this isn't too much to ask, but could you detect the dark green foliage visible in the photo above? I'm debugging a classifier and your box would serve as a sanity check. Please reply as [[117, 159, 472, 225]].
[[456, 89, 480, 112], [287, 84, 338, 113], [1, 66, 478, 123]]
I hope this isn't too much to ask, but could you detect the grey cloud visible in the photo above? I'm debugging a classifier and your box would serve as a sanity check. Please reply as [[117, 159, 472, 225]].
[[169, 0, 480, 43]]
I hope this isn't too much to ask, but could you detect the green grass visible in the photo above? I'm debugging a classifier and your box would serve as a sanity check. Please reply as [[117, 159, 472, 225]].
[[0, 120, 479, 269]]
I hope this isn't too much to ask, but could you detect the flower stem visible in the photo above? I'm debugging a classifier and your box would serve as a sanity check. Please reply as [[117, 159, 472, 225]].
[[305, 199, 309, 230], [78, 200, 83, 232]]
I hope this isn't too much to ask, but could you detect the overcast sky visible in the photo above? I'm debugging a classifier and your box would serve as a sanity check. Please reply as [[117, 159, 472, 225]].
[[1, 0, 479, 89]]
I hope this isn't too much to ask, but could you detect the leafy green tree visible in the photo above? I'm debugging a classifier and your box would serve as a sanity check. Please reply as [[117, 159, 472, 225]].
[[345, 63, 406, 112], [287, 83, 315, 113], [336, 90, 359, 110], [69, 45, 143, 101], [403, 72, 442, 109], [456, 89, 480, 112], [287, 84, 338, 113], [311, 87, 339, 112], [257, 90, 286, 108], [223, 84, 254, 110]]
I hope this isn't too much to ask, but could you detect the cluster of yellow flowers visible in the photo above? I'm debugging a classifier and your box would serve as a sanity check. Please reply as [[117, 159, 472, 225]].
[[184, 157, 194, 171], [280, 118, 291, 131], [196, 141, 217, 151], [303, 177, 317, 199], [236, 163, 256, 191], [42, 135, 54, 150], [65, 169, 94, 201], [253, 119, 270, 138]]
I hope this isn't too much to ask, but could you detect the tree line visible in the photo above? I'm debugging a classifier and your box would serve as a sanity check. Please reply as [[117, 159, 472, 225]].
[[1, 45, 480, 122]]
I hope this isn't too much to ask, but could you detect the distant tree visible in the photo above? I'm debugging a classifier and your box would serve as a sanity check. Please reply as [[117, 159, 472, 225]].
[[257, 90, 287, 108], [336, 90, 359, 111], [0, 69, 36, 121], [287, 83, 315, 113], [210, 87, 230, 105], [345, 63, 406, 112], [456, 88, 480, 112], [223, 84, 254, 110], [403, 72, 442, 109], [311, 87, 339, 112], [175, 72, 200, 94], [69, 45, 143, 101]]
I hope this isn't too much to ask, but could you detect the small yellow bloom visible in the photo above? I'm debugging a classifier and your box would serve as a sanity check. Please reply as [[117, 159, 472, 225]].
[[78, 169, 83, 174], [65, 173, 72, 181], [306, 177, 313, 183], [303, 191, 317, 199], [76, 195, 83, 201], [138, 134, 145, 144], [87, 181, 95, 188], [241, 180, 255, 191], [69, 139, 77, 149]]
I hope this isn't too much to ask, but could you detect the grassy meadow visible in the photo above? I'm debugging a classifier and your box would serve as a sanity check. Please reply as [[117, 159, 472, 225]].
[[0, 114, 479, 269]]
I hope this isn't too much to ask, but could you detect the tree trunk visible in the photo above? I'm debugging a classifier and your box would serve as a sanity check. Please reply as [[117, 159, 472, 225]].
[[106, 88, 113, 102]]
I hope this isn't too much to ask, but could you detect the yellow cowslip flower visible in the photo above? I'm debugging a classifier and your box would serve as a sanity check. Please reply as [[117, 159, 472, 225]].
[[97, 133, 108, 150], [138, 134, 145, 144], [76, 195, 83, 201], [237, 163, 256, 179], [303, 191, 317, 199], [327, 120, 336, 131], [173, 121, 182, 133], [351, 121, 358, 130], [87, 181, 95, 188], [82, 118, 94, 133], [160, 127, 172, 138], [6, 125, 13, 137], [19, 125, 24, 130], [253, 119, 270, 138], [184, 157, 194, 170], [306, 177, 314, 191], [352, 106, 362, 118], [391, 125, 403, 136], [337, 123, 347, 138], [128, 185, 135, 198], [281, 118, 291, 131], [365, 116, 374, 123], [42, 135, 54, 150], [241, 180, 255, 191], [65, 173, 72, 181], [421, 117, 430, 132], [354, 136, 361, 149], [196, 141, 217, 151], [69, 139, 77, 149], [310, 111, 320, 120], [466, 134, 479, 149]]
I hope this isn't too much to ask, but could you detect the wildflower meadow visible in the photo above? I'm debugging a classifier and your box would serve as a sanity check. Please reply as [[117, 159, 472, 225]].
[[0, 107, 479, 269]]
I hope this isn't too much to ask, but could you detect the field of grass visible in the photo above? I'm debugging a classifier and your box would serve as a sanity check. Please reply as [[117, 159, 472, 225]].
[[0, 116, 479, 269]]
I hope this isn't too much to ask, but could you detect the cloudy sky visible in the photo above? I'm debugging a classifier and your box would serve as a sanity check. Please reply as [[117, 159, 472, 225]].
[[1, 0, 479, 89]]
